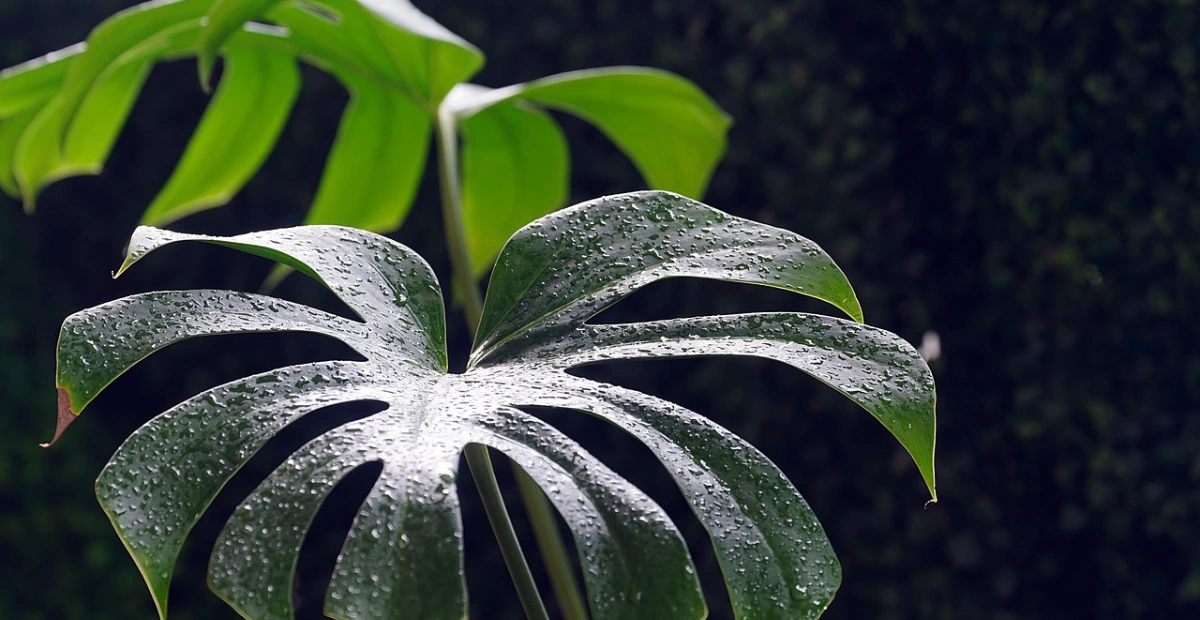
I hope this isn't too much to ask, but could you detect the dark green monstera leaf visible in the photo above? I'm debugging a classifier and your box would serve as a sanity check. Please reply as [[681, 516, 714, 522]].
[[51, 191, 936, 619]]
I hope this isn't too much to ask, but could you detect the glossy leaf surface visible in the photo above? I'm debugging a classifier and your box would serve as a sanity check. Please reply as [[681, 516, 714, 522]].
[[54, 191, 935, 619]]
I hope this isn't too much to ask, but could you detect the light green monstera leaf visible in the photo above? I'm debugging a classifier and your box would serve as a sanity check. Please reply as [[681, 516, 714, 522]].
[[50, 191, 936, 619], [1, 0, 729, 273]]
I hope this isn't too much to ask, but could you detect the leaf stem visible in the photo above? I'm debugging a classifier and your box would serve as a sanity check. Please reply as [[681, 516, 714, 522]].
[[435, 111, 485, 328], [463, 445, 550, 620], [438, 114, 545, 620], [514, 467, 592, 620], [436, 112, 590, 620]]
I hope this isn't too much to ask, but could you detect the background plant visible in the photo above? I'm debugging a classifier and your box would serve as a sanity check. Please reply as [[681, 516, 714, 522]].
[[0, 0, 729, 277]]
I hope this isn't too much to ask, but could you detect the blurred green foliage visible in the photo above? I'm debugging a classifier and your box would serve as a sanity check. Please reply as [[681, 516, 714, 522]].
[[1, 0, 1197, 618]]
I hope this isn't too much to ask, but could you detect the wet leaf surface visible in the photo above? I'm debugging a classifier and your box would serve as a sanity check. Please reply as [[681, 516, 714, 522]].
[[55, 191, 935, 619]]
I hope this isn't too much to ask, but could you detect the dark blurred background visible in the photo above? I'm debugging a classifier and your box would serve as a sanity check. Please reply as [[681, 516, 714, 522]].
[[2, 0, 1197, 618]]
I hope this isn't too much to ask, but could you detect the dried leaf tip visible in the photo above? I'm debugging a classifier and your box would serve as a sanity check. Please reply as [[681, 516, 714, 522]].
[[923, 497, 938, 510], [41, 387, 77, 448]]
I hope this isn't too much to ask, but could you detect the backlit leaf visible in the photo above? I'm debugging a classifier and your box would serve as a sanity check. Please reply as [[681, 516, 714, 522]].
[[0, 43, 83, 119], [207, 0, 484, 106], [12, 0, 208, 207], [196, 0, 277, 89], [141, 43, 300, 225], [303, 71, 431, 231], [61, 59, 152, 174], [0, 110, 38, 198], [447, 68, 730, 200], [447, 84, 569, 275]]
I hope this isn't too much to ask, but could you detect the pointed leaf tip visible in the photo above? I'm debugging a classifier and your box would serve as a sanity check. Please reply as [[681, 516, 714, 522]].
[[41, 387, 77, 448]]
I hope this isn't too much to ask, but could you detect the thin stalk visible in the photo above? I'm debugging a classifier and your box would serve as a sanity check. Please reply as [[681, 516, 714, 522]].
[[435, 112, 485, 325], [435, 111, 590, 620], [437, 113, 547, 620], [463, 446, 549, 620], [514, 467, 591, 620]]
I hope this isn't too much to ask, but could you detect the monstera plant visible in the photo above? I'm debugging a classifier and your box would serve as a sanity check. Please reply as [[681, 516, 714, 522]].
[[0, 0, 729, 273], [48, 191, 937, 619]]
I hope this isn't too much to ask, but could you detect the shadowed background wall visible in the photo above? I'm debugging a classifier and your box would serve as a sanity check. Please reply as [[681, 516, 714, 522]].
[[1, 1, 1196, 618]]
